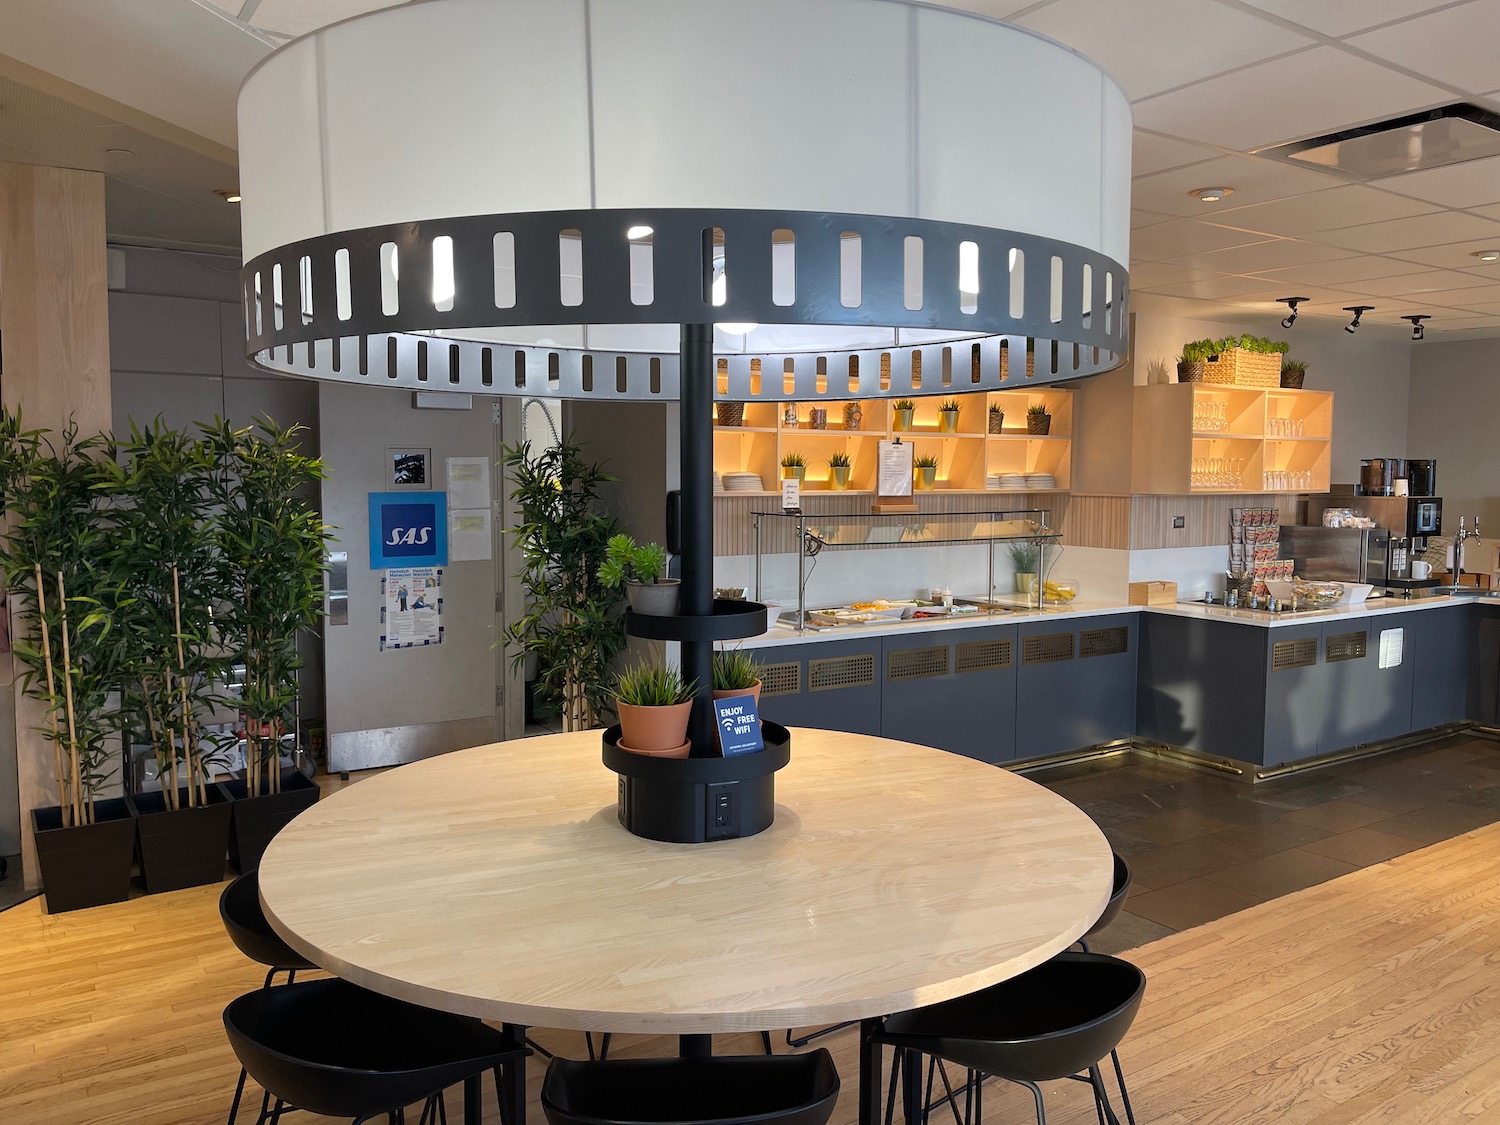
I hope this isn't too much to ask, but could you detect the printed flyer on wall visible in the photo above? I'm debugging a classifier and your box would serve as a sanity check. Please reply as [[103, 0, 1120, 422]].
[[381, 566, 443, 651]]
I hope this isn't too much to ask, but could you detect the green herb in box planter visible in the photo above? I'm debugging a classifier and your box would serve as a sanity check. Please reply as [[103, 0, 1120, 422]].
[[0, 411, 136, 911]]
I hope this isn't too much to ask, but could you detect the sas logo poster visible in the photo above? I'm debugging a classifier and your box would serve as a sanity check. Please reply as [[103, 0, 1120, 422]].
[[369, 492, 448, 568]]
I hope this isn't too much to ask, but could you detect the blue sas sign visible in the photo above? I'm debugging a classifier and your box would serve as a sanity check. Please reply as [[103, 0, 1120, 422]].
[[369, 492, 448, 568]]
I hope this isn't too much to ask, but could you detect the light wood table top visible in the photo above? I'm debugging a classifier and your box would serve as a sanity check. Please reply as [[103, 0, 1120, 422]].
[[259, 728, 1113, 1034]]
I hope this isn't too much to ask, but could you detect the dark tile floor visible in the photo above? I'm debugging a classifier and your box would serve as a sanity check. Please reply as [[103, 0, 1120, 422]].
[[1031, 731, 1500, 952]]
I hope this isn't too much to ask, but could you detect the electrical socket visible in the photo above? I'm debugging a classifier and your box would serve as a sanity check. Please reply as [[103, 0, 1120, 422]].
[[705, 781, 738, 840], [1172, 516, 1185, 529]]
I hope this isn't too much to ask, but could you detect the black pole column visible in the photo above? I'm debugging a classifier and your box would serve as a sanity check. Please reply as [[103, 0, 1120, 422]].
[[680, 322, 715, 755]]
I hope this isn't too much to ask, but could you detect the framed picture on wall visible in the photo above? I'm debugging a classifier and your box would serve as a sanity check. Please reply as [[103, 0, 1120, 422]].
[[387, 447, 432, 490]]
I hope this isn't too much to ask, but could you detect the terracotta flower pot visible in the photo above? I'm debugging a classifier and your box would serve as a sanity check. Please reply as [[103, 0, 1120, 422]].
[[623, 740, 692, 758], [617, 700, 693, 752], [712, 680, 762, 707]]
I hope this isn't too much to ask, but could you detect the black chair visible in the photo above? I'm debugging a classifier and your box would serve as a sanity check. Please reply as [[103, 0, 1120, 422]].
[[542, 1049, 840, 1125], [1078, 853, 1132, 953], [224, 977, 529, 1125], [877, 952, 1145, 1125]]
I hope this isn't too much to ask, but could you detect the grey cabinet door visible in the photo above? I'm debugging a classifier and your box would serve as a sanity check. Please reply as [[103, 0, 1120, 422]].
[[880, 625, 1018, 763], [1015, 614, 1137, 761], [1408, 605, 1469, 729], [1138, 615, 1269, 764], [754, 638, 883, 736], [1319, 622, 1413, 752], [1262, 623, 1326, 764]]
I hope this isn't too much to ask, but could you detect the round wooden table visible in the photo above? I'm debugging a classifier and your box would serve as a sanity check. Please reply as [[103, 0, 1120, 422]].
[[259, 728, 1112, 1123]]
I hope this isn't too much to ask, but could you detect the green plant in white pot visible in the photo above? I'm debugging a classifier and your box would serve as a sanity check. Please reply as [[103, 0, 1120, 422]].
[[599, 534, 680, 616], [0, 410, 137, 910]]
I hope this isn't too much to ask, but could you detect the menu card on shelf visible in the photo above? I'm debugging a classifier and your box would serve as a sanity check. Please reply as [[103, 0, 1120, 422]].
[[874, 439, 917, 513]]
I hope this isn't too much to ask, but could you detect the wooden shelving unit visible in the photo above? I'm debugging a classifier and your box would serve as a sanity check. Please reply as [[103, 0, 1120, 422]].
[[711, 388, 1073, 494], [1130, 383, 1333, 495]]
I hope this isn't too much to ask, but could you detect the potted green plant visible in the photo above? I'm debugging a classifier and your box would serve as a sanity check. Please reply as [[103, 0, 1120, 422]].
[[891, 399, 915, 432], [827, 451, 852, 491], [1281, 358, 1307, 389], [614, 662, 697, 756], [1177, 339, 1212, 383], [1007, 540, 1041, 594], [598, 533, 680, 616], [938, 399, 961, 433], [913, 454, 939, 490], [202, 417, 329, 873], [988, 403, 1005, 434], [99, 418, 232, 893], [0, 411, 137, 912], [501, 435, 627, 733], [716, 401, 746, 427], [712, 648, 763, 705], [780, 451, 807, 483], [1027, 403, 1052, 435]]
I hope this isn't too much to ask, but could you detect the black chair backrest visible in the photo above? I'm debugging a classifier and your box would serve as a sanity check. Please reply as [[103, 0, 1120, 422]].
[[219, 871, 315, 972]]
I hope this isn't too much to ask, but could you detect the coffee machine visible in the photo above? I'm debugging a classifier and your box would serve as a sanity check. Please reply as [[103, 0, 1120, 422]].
[[1307, 490, 1442, 594]]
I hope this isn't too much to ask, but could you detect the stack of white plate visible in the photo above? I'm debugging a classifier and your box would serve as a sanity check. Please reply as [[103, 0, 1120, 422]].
[[994, 472, 1027, 490], [722, 471, 765, 492], [713, 472, 724, 493], [985, 474, 1002, 490], [1025, 473, 1057, 489]]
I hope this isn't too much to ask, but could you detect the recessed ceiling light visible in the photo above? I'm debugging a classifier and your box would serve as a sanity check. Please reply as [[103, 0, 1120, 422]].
[[215, 189, 242, 203], [1190, 186, 1232, 203], [1473, 249, 1500, 262], [104, 147, 134, 158]]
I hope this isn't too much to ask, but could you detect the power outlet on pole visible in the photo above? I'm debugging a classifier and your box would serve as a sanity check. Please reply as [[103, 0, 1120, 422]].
[[705, 781, 739, 840]]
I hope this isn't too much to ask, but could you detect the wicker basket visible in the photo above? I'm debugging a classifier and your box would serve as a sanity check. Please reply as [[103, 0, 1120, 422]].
[[1280, 368, 1305, 389], [1203, 348, 1281, 388], [716, 401, 745, 427], [1177, 361, 1204, 383], [989, 410, 1005, 434], [1027, 412, 1051, 435]]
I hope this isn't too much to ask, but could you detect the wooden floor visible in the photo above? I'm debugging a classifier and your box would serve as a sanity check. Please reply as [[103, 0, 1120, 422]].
[[3, 823, 1500, 1124]]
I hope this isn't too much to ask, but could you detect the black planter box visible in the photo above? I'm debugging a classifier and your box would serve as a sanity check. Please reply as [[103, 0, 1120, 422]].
[[220, 770, 321, 873], [32, 797, 136, 913], [128, 786, 233, 893], [603, 723, 791, 843]]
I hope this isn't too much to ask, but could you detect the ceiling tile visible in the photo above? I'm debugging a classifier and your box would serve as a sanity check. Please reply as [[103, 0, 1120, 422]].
[[1235, 0, 1457, 38], [1386, 241, 1500, 270], [1139, 275, 1291, 300], [946, 0, 1046, 19], [1314, 212, 1500, 253], [1163, 238, 1359, 274], [1131, 208, 1176, 229], [1132, 131, 1223, 177], [1346, 3, 1500, 95], [1376, 155, 1500, 210], [1394, 285, 1500, 308], [1207, 184, 1440, 236], [1128, 261, 1216, 289], [1353, 269, 1497, 296], [1247, 255, 1433, 286], [1470, 203, 1500, 222], [1132, 47, 1451, 152], [1013, 0, 1311, 100], [1131, 154, 1342, 218], [1130, 219, 1272, 262], [1449, 301, 1500, 315], [1217, 285, 1382, 313]]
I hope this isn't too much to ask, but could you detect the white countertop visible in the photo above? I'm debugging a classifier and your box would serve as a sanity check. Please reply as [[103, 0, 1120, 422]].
[[739, 593, 1476, 648]]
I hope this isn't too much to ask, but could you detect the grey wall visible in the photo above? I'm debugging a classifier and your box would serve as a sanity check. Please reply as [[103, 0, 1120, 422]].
[[1408, 338, 1500, 534]]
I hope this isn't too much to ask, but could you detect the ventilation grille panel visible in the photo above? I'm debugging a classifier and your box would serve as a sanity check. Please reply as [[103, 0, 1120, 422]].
[[957, 638, 1012, 673], [1022, 633, 1075, 665], [1080, 627, 1129, 658], [1272, 637, 1318, 670], [1325, 631, 1368, 663], [888, 646, 949, 681], [809, 653, 876, 692], [760, 661, 800, 698]]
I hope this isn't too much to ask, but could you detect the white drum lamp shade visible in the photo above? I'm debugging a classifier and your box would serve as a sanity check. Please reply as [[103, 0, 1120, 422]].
[[237, 0, 1132, 401]]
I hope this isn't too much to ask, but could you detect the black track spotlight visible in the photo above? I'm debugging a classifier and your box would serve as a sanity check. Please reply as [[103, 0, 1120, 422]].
[[1343, 305, 1374, 334], [1279, 296, 1308, 329], [1403, 314, 1431, 341]]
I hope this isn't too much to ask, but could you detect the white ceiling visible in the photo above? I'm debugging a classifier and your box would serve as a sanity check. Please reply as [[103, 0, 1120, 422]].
[[1, 0, 1499, 336]]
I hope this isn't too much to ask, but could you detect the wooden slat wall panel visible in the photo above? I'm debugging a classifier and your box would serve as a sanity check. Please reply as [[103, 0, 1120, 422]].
[[1129, 493, 1283, 550], [1059, 494, 1131, 549]]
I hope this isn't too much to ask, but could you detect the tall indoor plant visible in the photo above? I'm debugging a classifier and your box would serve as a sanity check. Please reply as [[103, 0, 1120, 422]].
[[501, 436, 627, 732], [99, 418, 233, 890], [204, 417, 328, 869], [0, 410, 137, 909]]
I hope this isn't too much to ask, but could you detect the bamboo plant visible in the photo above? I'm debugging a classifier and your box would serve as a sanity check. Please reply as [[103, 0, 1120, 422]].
[[203, 418, 329, 797], [0, 411, 131, 827], [500, 436, 626, 732], [97, 419, 223, 810]]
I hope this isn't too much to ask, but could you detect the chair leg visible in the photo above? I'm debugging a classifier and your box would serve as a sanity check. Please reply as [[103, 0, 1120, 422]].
[[761, 1030, 774, 1055], [1088, 1065, 1122, 1125], [227, 1066, 250, 1125], [1109, 1050, 1137, 1125], [1016, 1079, 1047, 1125], [882, 1044, 902, 1125]]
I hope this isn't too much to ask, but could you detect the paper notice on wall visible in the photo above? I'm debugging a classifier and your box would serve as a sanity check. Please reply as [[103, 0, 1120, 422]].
[[445, 456, 491, 510], [381, 566, 443, 651], [449, 507, 492, 562]]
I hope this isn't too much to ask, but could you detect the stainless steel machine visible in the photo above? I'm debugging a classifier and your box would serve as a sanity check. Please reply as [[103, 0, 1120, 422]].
[[1303, 492, 1444, 594], [1279, 524, 1392, 592]]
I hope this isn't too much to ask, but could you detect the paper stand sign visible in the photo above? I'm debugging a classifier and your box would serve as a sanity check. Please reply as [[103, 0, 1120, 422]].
[[713, 695, 764, 757], [874, 438, 917, 513]]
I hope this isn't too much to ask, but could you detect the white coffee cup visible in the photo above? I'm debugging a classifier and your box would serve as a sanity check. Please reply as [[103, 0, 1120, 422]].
[[1411, 559, 1433, 579], [1393, 478, 1409, 496]]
